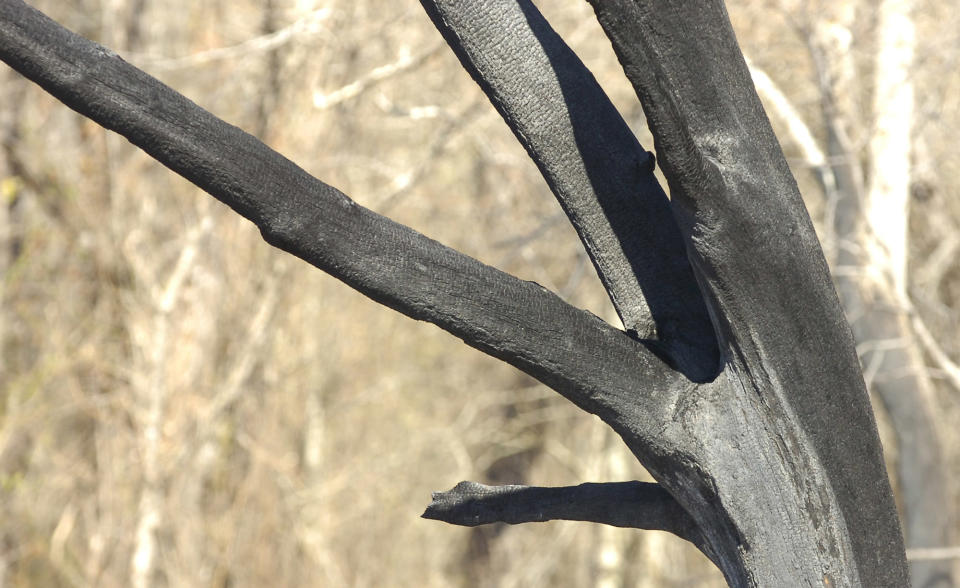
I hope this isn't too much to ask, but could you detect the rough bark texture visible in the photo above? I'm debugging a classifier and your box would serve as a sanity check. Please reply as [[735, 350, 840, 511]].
[[791, 3, 956, 585], [751, 50, 954, 586], [0, 0, 685, 427], [584, 1, 907, 585], [423, 481, 703, 546], [419, 0, 719, 381], [0, 0, 910, 586]]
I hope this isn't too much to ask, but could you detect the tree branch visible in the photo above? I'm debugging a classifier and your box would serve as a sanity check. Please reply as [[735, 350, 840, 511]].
[[419, 0, 718, 381], [0, 0, 684, 428], [125, 8, 331, 72], [908, 304, 960, 392], [423, 480, 707, 550]]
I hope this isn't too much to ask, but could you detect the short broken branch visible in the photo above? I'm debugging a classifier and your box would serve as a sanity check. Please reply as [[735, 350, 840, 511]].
[[423, 480, 704, 549]]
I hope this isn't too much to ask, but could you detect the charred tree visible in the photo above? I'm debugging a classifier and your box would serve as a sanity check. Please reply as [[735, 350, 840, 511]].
[[0, 1, 909, 586]]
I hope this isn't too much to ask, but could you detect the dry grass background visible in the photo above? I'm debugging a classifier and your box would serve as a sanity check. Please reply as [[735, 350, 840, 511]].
[[1, 1, 958, 586]]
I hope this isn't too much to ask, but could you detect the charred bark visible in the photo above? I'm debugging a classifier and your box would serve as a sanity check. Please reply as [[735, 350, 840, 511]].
[[0, 0, 910, 585]]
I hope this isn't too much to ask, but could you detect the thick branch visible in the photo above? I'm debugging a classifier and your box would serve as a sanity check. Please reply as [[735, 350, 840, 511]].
[[423, 481, 707, 548], [420, 0, 718, 381], [0, 0, 684, 424]]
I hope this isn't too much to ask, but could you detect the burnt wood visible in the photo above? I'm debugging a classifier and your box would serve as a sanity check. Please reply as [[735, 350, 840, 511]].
[[0, 0, 910, 586], [423, 480, 708, 554], [584, 2, 908, 585]]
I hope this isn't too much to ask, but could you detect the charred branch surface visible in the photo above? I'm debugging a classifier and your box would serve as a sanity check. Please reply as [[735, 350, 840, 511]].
[[0, 0, 685, 429], [419, 0, 719, 381], [423, 481, 708, 550], [0, 1, 914, 586], [586, 1, 909, 586]]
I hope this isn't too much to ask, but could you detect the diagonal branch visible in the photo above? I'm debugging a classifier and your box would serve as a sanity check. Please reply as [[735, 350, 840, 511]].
[[419, 0, 718, 381], [0, 0, 683, 427], [312, 42, 445, 110], [423, 480, 709, 553], [125, 8, 332, 72]]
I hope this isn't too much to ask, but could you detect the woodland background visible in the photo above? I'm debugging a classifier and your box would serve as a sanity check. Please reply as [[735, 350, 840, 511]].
[[1, 0, 958, 586]]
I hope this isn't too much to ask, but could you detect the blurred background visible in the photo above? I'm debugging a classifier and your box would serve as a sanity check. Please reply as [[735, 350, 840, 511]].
[[1, 1, 958, 586]]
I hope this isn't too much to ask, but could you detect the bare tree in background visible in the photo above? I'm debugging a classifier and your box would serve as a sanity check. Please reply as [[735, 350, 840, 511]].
[[6, 0, 960, 586]]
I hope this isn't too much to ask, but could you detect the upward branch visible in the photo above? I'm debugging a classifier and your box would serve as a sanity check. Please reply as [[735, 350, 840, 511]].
[[420, 0, 718, 381], [0, 0, 685, 426]]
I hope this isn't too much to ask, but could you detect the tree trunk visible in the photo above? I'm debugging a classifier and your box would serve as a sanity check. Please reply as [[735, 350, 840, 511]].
[[750, 3, 957, 583]]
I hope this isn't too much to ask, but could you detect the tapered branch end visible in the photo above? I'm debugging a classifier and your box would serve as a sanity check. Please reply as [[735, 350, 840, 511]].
[[424, 480, 689, 531], [422, 481, 526, 526]]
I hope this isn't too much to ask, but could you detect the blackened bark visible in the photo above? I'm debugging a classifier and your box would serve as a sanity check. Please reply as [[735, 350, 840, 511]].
[[0, 0, 911, 586], [585, 1, 908, 586], [419, 0, 719, 381], [424, 481, 706, 550], [0, 0, 684, 428]]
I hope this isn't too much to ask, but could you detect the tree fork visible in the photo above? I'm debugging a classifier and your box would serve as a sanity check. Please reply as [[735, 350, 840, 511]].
[[0, 0, 910, 585]]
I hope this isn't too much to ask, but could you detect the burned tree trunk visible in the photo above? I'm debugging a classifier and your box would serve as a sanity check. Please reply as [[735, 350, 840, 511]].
[[0, 0, 909, 585]]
